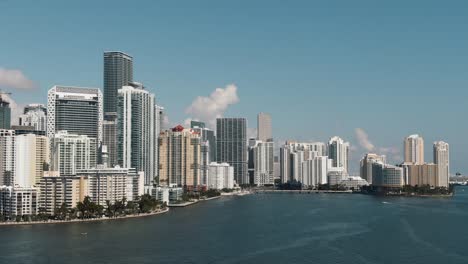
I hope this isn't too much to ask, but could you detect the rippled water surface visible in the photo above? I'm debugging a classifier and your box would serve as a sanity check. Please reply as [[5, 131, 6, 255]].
[[1, 186, 468, 264]]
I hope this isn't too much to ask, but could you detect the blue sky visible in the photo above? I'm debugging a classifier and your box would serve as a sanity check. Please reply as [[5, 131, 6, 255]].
[[1, 0, 467, 174]]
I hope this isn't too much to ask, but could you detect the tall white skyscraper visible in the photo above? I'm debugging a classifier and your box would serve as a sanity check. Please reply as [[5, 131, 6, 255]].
[[328, 136, 350, 174], [117, 82, 159, 187], [15, 134, 49, 187], [257, 112, 272, 141], [249, 140, 274, 186], [404, 134, 424, 165], [433, 141, 449, 188]]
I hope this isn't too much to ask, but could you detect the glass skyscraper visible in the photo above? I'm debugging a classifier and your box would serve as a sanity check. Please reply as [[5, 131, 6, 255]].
[[216, 118, 248, 185], [0, 96, 11, 129], [103, 51, 133, 114]]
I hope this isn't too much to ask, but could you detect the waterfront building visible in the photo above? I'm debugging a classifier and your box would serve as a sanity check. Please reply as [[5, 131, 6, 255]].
[[302, 155, 330, 187], [207, 162, 234, 190], [327, 167, 347, 186], [18, 104, 47, 132], [117, 82, 159, 188], [248, 139, 274, 186], [340, 176, 369, 190], [372, 162, 404, 188], [216, 118, 248, 185], [433, 141, 450, 188], [50, 131, 97, 176], [257, 112, 272, 141], [403, 163, 439, 187], [404, 134, 424, 165], [39, 173, 89, 215], [280, 141, 328, 184], [47, 86, 103, 146], [0, 186, 38, 218], [77, 166, 144, 207], [0, 96, 11, 129], [103, 51, 133, 113], [328, 136, 350, 174], [360, 153, 386, 185], [158, 125, 202, 189], [152, 184, 183, 205]]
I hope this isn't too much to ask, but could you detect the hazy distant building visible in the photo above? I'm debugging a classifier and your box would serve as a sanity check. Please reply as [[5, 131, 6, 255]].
[[158, 126, 202, 189], [216, 118, 248, 185], [404, 134, 424, 165], [328, 136, 350, 174], [257, 112, 272, 141], [47, 86, 103, 146], [0, 96, 11, 129], [50, 131, 97, 176], [280, 142, 328, 184], [104, 51, 133, 113], [433, 141, 449, 188], [360, 153, 386, 185], [19, 104, 47, 132], [117, 83, 159, 187]]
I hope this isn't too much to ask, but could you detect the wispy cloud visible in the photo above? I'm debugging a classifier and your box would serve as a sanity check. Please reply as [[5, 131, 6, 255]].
[[355, 128, 375, 151], [185, 84, 240, 128], [0, 68, 36, 89]]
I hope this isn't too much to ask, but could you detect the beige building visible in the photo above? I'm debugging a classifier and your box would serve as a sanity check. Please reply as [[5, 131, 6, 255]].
[[257, 112, 272, 141], [404, 134, 424, 165], [404, 163, 440, 187], [39, 173, 89, 215], [433, 141, 449, 188], [159, 125, 201, 189], [15, 134, 49, 187]]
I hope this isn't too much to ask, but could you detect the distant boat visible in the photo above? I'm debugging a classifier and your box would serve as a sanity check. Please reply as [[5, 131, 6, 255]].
[[81, 233, 88, 235], [382, 202, 390, 204]]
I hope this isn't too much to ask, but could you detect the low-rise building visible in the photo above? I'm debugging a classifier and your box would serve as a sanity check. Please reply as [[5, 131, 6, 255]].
[[152, 184, 183, 205], [207, 162, 234, 190], [0, 186, 38, 218]]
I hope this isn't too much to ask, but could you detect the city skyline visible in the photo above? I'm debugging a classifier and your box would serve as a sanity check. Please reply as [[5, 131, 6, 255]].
[[1, 1, 467, 174]]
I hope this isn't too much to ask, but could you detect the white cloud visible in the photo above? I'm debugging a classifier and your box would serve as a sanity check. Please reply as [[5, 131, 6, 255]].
[[185, 84, 240, 129], [355, 128, 375, 151], [0, 68, 35, 89]]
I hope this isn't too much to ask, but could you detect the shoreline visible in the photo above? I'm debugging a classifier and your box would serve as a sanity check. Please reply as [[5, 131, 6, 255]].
[[0, 208, 170, 227]]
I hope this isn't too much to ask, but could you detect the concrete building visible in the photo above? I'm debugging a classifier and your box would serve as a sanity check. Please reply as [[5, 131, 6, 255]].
[[11, 125, 46, 136], [328, 136, 350, 174], [39, 173, 89, 215], [19, 104, 47, 132], [249, 140, 274, 186], [0, 186, 38, 218], [77, 166, 144, 207], [434, 141, 450, 188], [216, 118, 248, 185], [327, 167, 347, 186], [207, 162, 234, 190], [47, 86, 103, 146], [14, 134, 49, 187], [372, 162, 404, 188], [404, 134, 424, 165], [50, 131, 97, 176], [340, 176, 369, 190], [152, 185, 183, 205], [117, 82, 159, 188], [360, 153, 386, 185], [257, 112, 272, 141], [158, 126, 202, 189], [102, 113, 118, 167], [404, 163, 438, 187], [302, 155, 330, 187], [103, 51, 133, 114], [191, 122, 216, 163], [0, 96, 11, 129]]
